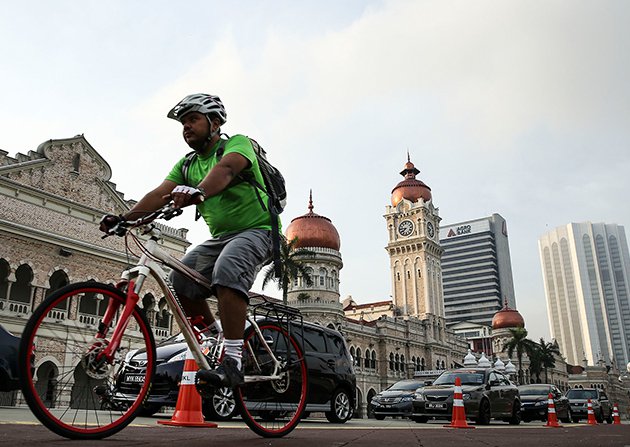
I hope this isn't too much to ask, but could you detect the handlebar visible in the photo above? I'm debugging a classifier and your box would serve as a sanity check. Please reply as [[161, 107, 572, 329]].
[[102, 203, 183, 238]]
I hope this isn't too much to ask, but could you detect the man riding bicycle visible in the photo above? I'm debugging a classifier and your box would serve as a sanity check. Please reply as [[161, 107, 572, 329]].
[[100, 93, 277, 388]]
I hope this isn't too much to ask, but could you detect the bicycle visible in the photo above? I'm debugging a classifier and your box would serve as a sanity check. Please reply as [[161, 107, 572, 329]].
[[18, 203, 308, 439]]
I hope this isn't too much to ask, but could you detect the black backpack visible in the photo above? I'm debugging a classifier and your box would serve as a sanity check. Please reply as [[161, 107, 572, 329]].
[[182, 135, 286, 278]]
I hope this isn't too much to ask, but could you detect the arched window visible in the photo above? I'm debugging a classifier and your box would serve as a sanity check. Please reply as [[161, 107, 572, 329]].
[[72, 153, 81, 173], [356, 348, 362, 368], [10, 264, 33, 303], [319, 268, 327, 287], [79, 281, 106, 325], [350, 346, 356, 362], [420, 357, 425, 371], [401, 355, 406, 372], [389, 353, 394, 371], [371, 350, 376, 369], [305, 268, 314, 288], [394, 353, 400, 371], [46, 270, 69, 298]]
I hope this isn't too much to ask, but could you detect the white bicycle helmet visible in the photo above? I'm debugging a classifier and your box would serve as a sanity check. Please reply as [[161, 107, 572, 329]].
[[167, 93, 227, 124]]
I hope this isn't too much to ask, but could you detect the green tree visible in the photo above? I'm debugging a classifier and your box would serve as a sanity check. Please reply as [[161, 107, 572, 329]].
[[261, 236, 314, 304], [502, 327, 537, 385]]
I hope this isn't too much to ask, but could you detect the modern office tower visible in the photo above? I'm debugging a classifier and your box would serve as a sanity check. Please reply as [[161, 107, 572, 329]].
[[538, 223, 630, 367], [439, 214, 517, 327]]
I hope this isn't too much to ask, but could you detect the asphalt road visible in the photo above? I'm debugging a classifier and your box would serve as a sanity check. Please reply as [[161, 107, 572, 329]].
[[1, 406, 629, 447]]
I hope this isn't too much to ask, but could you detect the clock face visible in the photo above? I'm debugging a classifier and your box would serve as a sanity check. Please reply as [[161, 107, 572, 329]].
[[427, 221, 435, 238], [398, 220, 414, 237]]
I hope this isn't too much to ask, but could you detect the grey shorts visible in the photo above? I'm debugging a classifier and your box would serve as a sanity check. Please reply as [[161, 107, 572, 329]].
[[170, 228, 272, 302]]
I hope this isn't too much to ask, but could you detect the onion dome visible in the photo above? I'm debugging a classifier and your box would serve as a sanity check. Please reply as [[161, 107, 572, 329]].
[[491, 300, 525, 330], [494, 357, 505, 372], [478, 352, 491, 368], [504, 360, 516, 375], [285, 190, 341, 251], [463, 349, 478, 367], [391, 152, 432, 206]]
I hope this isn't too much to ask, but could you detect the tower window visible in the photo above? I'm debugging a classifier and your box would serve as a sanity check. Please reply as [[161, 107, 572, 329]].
[[396, 272, 400, 281], [72, 154, 81, 173]]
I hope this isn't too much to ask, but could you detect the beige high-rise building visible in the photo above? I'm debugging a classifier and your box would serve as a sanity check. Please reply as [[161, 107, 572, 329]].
[[538, 222, 630, 367]]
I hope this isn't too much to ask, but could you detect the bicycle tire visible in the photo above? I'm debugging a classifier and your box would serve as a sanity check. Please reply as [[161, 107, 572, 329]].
[[235, 321, 308, 437], [18, 282, 157, 439]]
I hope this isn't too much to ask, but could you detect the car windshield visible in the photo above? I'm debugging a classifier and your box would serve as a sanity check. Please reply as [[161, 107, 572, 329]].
[[389, 381, 423, 391], [519, 386, 550, 396], [433, 372, 484, 386], [566, 389, 598, 400]]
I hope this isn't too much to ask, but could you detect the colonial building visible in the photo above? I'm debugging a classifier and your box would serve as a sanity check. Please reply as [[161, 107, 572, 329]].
[[284, 157, 468, 418], [0, 135, 190, 405]]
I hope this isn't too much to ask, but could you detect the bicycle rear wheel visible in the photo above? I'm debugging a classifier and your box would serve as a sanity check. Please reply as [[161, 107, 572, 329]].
[[235, 322, 308, 437], [18, 282, 156, 439]]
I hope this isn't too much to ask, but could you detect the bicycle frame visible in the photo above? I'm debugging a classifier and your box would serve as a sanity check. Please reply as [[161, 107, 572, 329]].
[[97, 224, 287, 382]]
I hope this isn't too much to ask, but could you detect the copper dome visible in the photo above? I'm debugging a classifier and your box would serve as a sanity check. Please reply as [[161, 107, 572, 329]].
[[285, 191, 341, 251], [492, 301, 525, 330], [391, 155, 432, 206]]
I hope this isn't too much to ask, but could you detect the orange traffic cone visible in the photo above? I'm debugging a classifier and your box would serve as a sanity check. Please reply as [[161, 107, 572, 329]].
[[586, 399, 598, 425], [544, 393, 561, 427], [158, 347, 217, 428], [444, 377, 475, 429], [612, 403, 621, 425]]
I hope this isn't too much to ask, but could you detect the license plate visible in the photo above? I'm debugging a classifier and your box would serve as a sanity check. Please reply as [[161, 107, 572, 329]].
[[125, 374, 145, 383], [427, 402, 447, 409]]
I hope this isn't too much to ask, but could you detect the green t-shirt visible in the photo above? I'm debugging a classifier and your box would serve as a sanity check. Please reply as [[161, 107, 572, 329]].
[[166, 134, 280, 237]]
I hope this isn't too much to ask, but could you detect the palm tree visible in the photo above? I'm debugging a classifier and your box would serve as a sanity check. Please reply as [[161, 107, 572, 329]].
[[261, 236, 314, 304], [537, 338, 561, 383], [527, 344, 543, 383], [502, 327, 537, 385]]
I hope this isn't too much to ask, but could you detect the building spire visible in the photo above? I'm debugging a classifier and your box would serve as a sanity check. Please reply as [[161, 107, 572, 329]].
[[308, 189, 314, 213]]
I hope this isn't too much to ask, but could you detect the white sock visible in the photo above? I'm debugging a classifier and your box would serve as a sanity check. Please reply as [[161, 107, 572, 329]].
[[224, 339, 243, 370]]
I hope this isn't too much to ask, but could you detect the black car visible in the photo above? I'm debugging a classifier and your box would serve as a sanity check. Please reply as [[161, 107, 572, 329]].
[[412, 368, 521, 425], [0, 324, 20, 392], [371, 379, 426, 420], [565, 388, 613, 423], [518, 384, 571, 423], [112, 321, 356, 423]]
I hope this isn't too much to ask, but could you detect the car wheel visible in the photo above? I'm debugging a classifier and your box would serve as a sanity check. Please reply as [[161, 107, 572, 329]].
[[560, 407, 572, 424], [522, 417, 531, 423], [374, 414, 386, 420], [606, 413, 613, 424], [137, 403, 161, 417], [477, 399, 491, 425], [596, 409, 604, 423], [411, 416, 428, 423], [202, 387, 237, 421], [325, 389, 353, 423], [508, 401, 521, 425], [572, 416, 580, 423]]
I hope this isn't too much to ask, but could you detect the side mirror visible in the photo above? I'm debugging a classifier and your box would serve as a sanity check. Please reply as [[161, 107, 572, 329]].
[[424, 380, 433, 386]]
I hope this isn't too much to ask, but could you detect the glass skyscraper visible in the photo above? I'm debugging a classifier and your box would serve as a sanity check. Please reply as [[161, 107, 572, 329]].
[[538, 222, 630, 367]]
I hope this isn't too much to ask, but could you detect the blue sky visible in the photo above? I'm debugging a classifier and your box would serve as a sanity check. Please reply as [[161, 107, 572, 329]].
[[2, 0, 630, 344]]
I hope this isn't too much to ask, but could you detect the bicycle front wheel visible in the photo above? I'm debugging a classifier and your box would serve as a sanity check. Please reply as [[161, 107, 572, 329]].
[[18, 282, 157, 439], [235, 322, 308, 437]]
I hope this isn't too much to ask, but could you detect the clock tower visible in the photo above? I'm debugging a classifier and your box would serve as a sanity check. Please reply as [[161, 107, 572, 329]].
[[384, 155, 444, 319]]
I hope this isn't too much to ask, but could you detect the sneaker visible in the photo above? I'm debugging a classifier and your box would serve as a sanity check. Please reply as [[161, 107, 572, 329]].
[[196, 356, 244, 388]]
